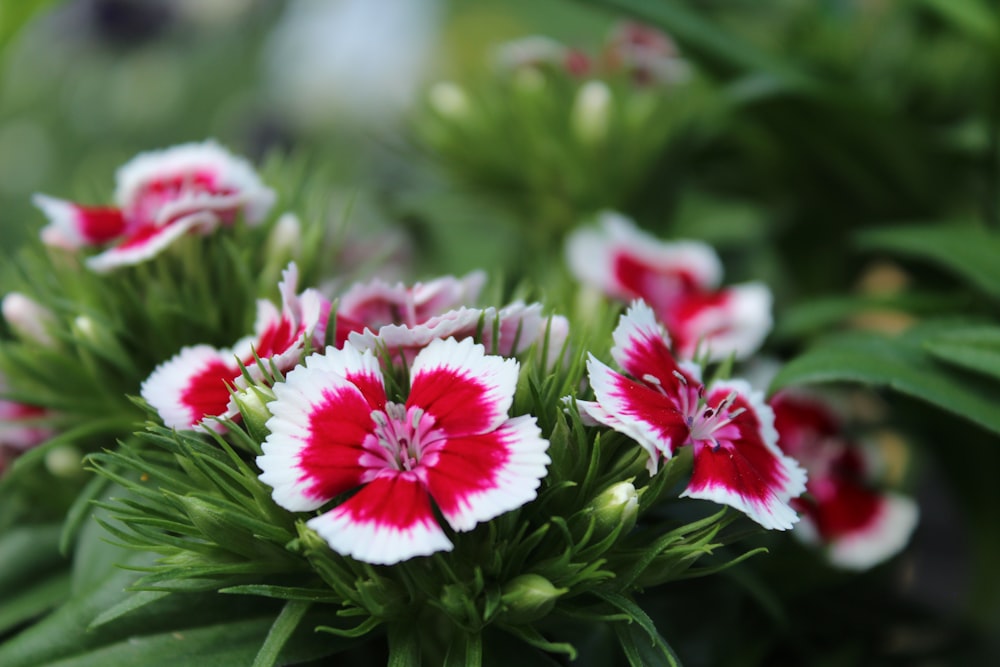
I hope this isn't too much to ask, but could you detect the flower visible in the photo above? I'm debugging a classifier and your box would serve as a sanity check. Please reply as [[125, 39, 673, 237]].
[[573, 301, 805, 530], [336, 271, 486, 336], [337, 272, 568, 364], [565, 211, 772, 361], [771, 391, 919, 569], [34, 140, 275, 272], [0, 374, 56, 478], [141, 262, 329, 431], [601, 21, 690, 86], [256, 337, 550, 564]]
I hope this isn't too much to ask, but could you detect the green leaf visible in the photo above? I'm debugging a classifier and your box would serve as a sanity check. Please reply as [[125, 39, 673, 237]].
[[773, 292, 961, 341], [88, 591, 172, 630], [38, 613, 343, 667], [612, 620, 683, 667], [917, 0, 1000, 55], [924, 325, 1000, 381], [857, 225, 1000, 301], [770, 325, 1000, 435], [0, 523, 65, 597], [60, 471, 113, 554], [251, 600, 312, 667], [594, 591, 682, 667], [0, 570, 71, 634]]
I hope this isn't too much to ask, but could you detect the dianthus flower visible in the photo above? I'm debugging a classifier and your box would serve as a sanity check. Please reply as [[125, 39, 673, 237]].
[[141, 263, 328, 431], [336, 272, 568, 364], [566, 211, 771, 361], [257, 337, 550, 564], [0, 375, 56, 478], [574, 301, 805, 530], [771, 391, 919, 569], [34, 140, 275, 271]]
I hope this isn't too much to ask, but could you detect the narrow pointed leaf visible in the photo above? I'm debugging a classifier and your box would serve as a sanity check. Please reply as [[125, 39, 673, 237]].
[[857, 225, 1000, 301], [771, 328, 1000, 435]]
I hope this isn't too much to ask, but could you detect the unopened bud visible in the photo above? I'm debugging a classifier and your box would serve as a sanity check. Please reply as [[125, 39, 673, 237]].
[[428, 82, 471, 120], [500, 573, 567, 624], [2, 292, 57, 347], [45, 444, 83, 478], [232, 384, 276, 442], [571, 80, 612, 146], [589, 480, 639, 539], [268, 212, 302, 261]]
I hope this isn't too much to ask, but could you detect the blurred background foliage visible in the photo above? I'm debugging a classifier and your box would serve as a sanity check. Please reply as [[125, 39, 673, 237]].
[[1, 0, 999, 664]]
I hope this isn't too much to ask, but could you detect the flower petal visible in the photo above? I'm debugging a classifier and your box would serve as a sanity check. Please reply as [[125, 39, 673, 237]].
[[307, 474, 453, 564], [347, 307, 486, 365], [141, 344, 241, 431], [258, 346, 386, 511], [251, 263, 330, 368], [33, 194, 126, 248], [425, 415, 550, 531], [610, 300, 701, 396], [85, 212, 211, 272], [565, 211, 721, 306], [666, 282, 772, 361], [408, 337, 519, 437], [683, 380, 807, 530], [337, 271, 485, 330], [484, 301, 570, 363], [114, 140, 275, 227], [586, 354, 689, 469], [818, 491, 919, 570]]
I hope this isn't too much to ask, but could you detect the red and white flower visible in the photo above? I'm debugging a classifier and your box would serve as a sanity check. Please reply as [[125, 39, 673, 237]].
[[34, 140, 275, 272], [565, 211, 771, 361], [257, 337, 550, 564], [771, 391, 919, 569], [349, 301, 569, 367], [0, 375, 56, 478], [601, 21, 690, 86], [574, 301, 805, 530], [334, 271, 486, 345], [141, 263, 329, 431], [337, 272, 568, 365]]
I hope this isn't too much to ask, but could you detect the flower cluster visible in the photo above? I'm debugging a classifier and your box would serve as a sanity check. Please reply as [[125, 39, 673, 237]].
[[0, 138, 922, 665]]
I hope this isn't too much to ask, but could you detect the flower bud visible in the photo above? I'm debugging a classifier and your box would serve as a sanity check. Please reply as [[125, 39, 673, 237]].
[[232, 384, 276, 443], [571, 80, 612, 146], [2, 292, 57, 347], [268, 212, 303, 261], [594, 481, 640, 536], [428, 82, 471, 120], [500, 573, 567, 624], [45, 444, 83, 478]]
